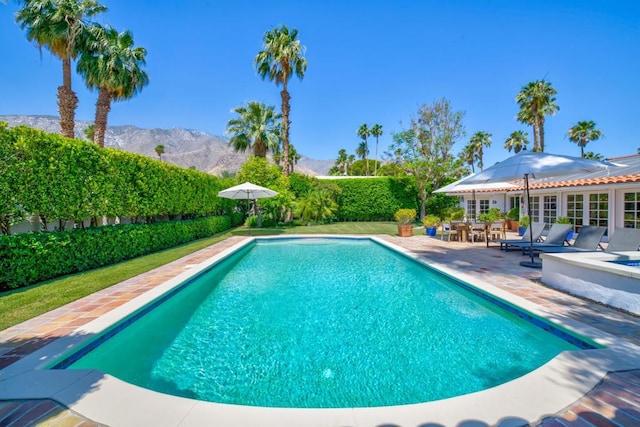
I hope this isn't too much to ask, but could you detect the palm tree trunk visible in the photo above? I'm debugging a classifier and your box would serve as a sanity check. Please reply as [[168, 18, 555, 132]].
[[254, 138, 267, 157], [280, 87, 291, 176], [539, 119, 545, 152], [94, 87, 112, 148], [365, 141, 370, 176], [374, 137, 379, 175], [58, 58, 78, 139]]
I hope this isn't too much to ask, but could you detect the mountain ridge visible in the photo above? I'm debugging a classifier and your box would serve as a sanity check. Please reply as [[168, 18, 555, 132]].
[[0, 115, 334, 176]]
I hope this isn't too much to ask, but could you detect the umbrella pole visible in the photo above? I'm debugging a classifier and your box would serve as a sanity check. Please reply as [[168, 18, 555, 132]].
[[520, 173, 541, 268], [247, 194, 251, 236]]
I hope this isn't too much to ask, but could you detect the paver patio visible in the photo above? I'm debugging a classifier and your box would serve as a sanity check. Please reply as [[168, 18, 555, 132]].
[[1, 233, 639, 426]]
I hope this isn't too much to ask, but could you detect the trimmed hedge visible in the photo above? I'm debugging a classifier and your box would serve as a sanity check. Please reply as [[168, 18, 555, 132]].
[[0, 215, 232, 290], [333, 177, 418, 221], [0, 125, 231, 232]]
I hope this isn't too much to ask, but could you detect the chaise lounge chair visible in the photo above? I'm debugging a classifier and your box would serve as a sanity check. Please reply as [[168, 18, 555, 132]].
[[511, 223, 572, 255], [536, 226, 637, 255], [492, 222, 545, 251], [603, 227, 640, 252]]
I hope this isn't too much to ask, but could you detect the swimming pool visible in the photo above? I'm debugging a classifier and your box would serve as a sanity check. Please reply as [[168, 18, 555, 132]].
[[53, 237, 594, 408]]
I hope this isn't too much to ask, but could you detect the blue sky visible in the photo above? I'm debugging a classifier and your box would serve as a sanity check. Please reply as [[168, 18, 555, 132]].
[[2, 0, 639, 166]]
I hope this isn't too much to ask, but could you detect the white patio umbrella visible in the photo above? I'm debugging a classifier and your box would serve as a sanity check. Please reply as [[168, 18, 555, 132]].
[[456, 150, 615, 268], [218, 182, 278, 234]]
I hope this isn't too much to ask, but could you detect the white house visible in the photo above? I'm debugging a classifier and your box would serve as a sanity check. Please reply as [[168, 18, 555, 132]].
[[438, 154, 640, 237]]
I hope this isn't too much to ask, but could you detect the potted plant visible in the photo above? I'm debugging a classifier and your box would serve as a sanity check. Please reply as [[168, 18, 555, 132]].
[[394, 208, 416, 237], [422, 214, 441, 237], [518, 215, 530, 236], [556, 216, 573, 238], [506, 207, 519, 231], [478, 208, 502, 224]]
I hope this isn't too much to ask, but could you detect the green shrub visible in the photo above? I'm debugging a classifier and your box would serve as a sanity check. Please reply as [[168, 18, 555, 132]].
[[394, 208, 417, 225], [421, 214, 440, 228], [506, 207, 519, 220], [0, 215, 232, 290]]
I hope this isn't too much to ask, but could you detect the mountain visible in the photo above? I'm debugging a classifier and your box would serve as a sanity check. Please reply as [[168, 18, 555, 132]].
[[0, 115, 334, 176]]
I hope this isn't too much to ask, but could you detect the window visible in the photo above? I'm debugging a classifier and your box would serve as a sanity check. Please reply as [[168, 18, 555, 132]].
[[623, 192, 640, 229], [466, 199, 476, 220], [566, 194, 584, 230], [529, 196, 540, 223], [543, 196, 557, 227], [509, 196, 520, 212], [479, 199, 489, 215], [588, 193, 608, 227]]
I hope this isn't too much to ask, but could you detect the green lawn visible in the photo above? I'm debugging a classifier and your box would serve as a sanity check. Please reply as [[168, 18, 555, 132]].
[[0, 222, 422, 331]]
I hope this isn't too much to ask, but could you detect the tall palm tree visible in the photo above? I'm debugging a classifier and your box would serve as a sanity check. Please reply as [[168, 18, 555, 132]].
[[515, 80, 559, 152], [461, 131, 491, 172], [568, 120, 603, 158], [255, 25, 307, 176], [370, 123, 383, 175], [16, 0, 107, 138], [77, 25, 148, 147], [226, 101, 281, 158], [356, 141, 368, 161], [357, 123, 370, 175], [459, 143, 476, 173], [288, 144, 301, 174], [470, 131, 492, 170], [333, 148, 348, 176], [504, 130, 529, 153], [155, 144, 165, 161], [347, 154, 355, 176]]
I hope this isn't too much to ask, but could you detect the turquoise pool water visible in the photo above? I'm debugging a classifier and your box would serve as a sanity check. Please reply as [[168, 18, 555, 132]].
[[62, 238, 582, 408]]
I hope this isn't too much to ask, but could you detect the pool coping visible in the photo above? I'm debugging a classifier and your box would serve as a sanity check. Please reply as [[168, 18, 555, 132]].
[[1, 235, 640, 427]]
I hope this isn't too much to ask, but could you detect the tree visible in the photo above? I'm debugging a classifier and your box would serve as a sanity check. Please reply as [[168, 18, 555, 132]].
[[16, 0, 107, 138], [357, 124, 371, 175], [294, 188, 338, 223], [77, 25, 148, 147], [330, 148, 348, 176], [583, 151, 604, 160], [288, 144, 300, 174], [468, 131, 492, 170], [237, 156, 292, 225], [255, 25, 307, 176], [459, 143, 476, 173], [155, 144, 165, 161], [370, 124, 383, 175], [83, 124, 95, 141], [568, 120, 603, 158], [390, 99, 466, 219], [347, 154, 355, 175], [226, 101, 281, 158], [515, 80, 559, 152], [355, 141, 368, 161], [504, 130, 529, 153]]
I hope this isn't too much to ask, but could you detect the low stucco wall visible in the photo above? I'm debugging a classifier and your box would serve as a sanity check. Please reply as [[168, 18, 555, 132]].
[[541, 252, 640, 316]]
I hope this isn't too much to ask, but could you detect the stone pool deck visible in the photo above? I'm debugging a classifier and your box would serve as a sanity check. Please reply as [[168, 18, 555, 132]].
[[1, 233, 639, 426]]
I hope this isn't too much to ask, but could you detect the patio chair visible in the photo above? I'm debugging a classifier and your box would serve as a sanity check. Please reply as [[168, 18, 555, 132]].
[[534, 226, 609, 254], [603, 228, 640, 252], [468, 222, 487, 243], [488, 220, 506, 241], [440, 221, 458, 241], [509, 223, 572, 255], [492, 222, 545, 251]]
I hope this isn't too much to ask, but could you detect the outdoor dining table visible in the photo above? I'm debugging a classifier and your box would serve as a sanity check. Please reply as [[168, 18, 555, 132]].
[[455, 223, 469, 242]]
